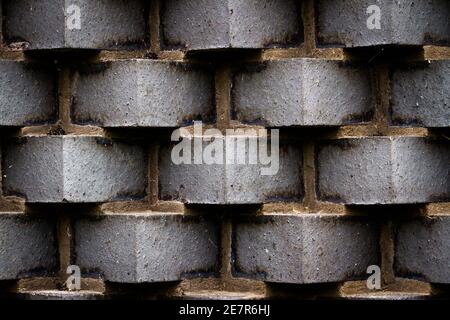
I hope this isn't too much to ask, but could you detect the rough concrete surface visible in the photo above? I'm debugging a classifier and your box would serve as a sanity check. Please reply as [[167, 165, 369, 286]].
[[74, 213, 219, 283], [2, 136, 147, 203]]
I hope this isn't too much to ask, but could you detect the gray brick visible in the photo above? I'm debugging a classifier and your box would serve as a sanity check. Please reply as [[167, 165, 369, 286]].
[[391, 61, 450, 127], [2, 136, 147, 203], [4, 0, 147, 50], [72, 60, 214, 127], [233, 59, 373, 126], [317, 137, 450, 205], [395, 215, 450, 284], [316, 0, 450, 47], [74, 213, 219, 283], [159, 134, 303, 204], [233, 214, 379, 284], [161, 0, 302, 51], [0, 213, 57, 280], [0, 60, 57, 126]]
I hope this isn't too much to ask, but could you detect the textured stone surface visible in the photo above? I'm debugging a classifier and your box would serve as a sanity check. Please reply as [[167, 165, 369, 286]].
[[316, 0, 450, 47], [233, 59, 373, 126], [317, 137, 450, 204], [233, 214, 380, 284], [0, 60, 57, 126], [72, 60, 214, 127], [4, 0, 147, 50], [395, 215, 450, 284], [15, 290, 104, 300], [391, 61, 450, 127], [159, 134, 303, 204], [161, 0, 302, 50], [2, 136, 147, 203], [74, 213, 219, 283], [0, 213, 57, 280]]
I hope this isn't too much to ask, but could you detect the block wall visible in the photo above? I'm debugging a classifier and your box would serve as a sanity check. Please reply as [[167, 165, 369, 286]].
[[0, 0, 449, 300]]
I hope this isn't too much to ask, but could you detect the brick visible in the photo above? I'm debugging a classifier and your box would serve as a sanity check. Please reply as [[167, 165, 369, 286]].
[[159, 134, 303, 204], [395, 215, 450, 284], [317, 137, 450, 205], [0, 213, 57, 280], [233, 59, 373, 126], [316, 0, 450, 47], [0, 60, 57, 126], [391, 61, 450, 127], [161, 0, 302, 51], [4, 0, 147, 50], [233, 214, 379, 284], [72, 60, 214, 127], [2, 136, 147, 203], [74, 213, 219, 283]]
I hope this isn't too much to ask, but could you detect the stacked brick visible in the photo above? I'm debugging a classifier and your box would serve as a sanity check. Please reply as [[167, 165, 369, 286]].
[[0, 0, 449, 300]]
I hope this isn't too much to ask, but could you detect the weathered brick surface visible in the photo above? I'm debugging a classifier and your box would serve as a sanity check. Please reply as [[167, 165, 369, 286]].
[[233, 214, 380, 284], [14, 290, 104, 300], [0, 60, 57, 126], [161, 0, 302, 51], [0, 213, 57, 280], [4, 0, 148, 50], [74, 213, 219, 283], [0, 0, 449, 300], [159, 134, 303, 204], [316, 0, 450, 47], [72, 60, 215, 127], [233, 59, 374, 126], [391, 61, 450, 127], [395, 215, 450, 284], [317, 137, 449, 205], [2, 136, 147, 203]]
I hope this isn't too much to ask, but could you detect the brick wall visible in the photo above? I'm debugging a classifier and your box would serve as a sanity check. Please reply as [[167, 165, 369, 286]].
[[0, 0, 449, 300]]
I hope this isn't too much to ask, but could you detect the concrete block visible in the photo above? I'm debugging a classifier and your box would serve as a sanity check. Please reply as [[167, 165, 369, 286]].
[[4, 0, 147, 50], [391, 61, 450, 127], [233, 59, 373, 126], [72, 60, 214, 127], [233, 214, 380, 284], [0, 213, 57, 280], [395, 215, 450, 284], [74, 213, 219, 283], [317, 137, 449, 204], [0, 60, 57, 126], [2, 136, 147, 203], [159, 134, 303, 204], [161, 0, 302, 51], [316, 0, 450, 47]]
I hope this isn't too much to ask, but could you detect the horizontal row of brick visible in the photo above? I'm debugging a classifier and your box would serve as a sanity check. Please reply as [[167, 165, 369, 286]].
[[1, 212, 449, 284], [1, 135, 448, 204], [1, 59, 449, 127], [1, 0, 449, 50]]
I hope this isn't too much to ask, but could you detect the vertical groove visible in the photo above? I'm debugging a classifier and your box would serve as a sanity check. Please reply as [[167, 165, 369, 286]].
[[215, 64, 231, 132], [373, 64, 391, 135], [219, 217, 233, 280], [57, 214, 73, 287], [58, 66, 73, 129], [302, 0, 316, 55], [150, 0, 161, 55], [380, 220, 396, 286]]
